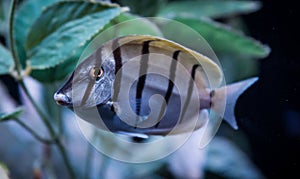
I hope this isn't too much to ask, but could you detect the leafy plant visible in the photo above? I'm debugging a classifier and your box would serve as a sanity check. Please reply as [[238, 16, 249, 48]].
[[0, 0, 269, 178]]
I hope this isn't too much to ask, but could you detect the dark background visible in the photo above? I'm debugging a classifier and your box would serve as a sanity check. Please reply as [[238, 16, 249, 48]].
[[237, 0, 300, 178]]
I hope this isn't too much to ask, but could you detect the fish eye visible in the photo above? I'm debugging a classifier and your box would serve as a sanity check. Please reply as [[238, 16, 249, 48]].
[[89, 66, 104, 80]]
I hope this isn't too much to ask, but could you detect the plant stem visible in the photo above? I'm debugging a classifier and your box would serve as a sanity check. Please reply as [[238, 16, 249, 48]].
[[8, 0, 76, 178], [19, 80, 76, 178], [8, 0, 21, 77], [43, 83, 64, 137], [99, 155, 110, 178], [14, 118, 54, 144], [84, 144, 93, 179], [56, 139, 76, 179], [84, 133, 97, 179], [19, 80, 55, 136]]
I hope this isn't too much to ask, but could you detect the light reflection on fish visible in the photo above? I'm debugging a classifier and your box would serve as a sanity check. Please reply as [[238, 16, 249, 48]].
[[54, 35, 257, 141]]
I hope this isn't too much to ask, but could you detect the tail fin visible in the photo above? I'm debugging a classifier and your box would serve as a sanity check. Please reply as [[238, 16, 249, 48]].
[[215, 77, 258, 129], [198, 77, 258, 148]]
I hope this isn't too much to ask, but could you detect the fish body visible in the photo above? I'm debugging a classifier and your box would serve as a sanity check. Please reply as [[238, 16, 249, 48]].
[[54, 35, 257, 140]]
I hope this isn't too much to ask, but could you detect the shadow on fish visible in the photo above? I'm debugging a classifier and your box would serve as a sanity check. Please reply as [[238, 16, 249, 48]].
[[54, 35, 257, 145]]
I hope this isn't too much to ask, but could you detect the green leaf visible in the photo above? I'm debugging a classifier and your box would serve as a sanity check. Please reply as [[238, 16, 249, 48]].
[[205, 137, 265, 179], [157, 0, 261, 19], [0, 44, 14, 75], [26, 1, 125, 70], [115, 0, 167, 17], [0, 162, 9, 179], [0, 0, 10, 23], [172, 18, 270, 58], [219, 54, 259, 83], [72, 12, 163, 67], [14, 0, 61, 66], [30, 12, 162, 83], [108, 13, 163, 37], [0, 0, 11, 38], [30, 52, 79, 82], [0, 1, 4, 22], [0, 107, 23, 122]]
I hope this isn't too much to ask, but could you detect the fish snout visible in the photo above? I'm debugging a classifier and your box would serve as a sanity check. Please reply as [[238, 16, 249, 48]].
[[54, 92, 72, 106]]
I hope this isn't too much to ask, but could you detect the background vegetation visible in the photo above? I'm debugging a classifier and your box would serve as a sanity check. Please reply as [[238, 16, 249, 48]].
[[0, 0, 270, 178]]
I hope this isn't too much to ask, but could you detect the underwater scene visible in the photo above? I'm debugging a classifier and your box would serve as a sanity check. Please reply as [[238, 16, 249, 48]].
[[0, 0, 298, 178]]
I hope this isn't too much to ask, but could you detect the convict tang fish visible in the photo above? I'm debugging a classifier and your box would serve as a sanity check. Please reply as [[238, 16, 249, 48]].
[[54, 35, 257, 140]]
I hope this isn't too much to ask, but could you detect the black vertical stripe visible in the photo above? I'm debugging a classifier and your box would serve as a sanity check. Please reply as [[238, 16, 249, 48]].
[[165, 50, 181, 102], [155, 50, 181, 128], [80, 80, 95, 106], [113, 39, 122, 74], [191, 64, 200, 80], [178, 64, 201, 124], [112, 39, 122, 102], [81, 48, 102, 106], [136, 40, 152, 100], [135, 40, 152, 127]]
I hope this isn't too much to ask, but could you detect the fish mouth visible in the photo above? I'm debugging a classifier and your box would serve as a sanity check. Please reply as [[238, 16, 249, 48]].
[[54, 92, 73, 107], [54, 92, 113, 112]]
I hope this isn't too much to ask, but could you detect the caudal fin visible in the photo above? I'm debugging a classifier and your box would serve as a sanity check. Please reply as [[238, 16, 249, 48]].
[[214, 77, 258, 129]]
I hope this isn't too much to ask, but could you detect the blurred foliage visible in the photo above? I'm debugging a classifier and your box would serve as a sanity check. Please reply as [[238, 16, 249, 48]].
[[0, 0, 270, 178], [158, 0, 262, 19], [0, 107, 23, 122], [0, 44, 14, 75], [17, 1, 126, 81], [108, 13, 163, 37], [205, 137, 265, 179], [14, 0, 61, 67], [0, 162, 9, 179], [2, 0, 269, 82], [114, 0, 168, 17], [176, 18, 269, 58], [0, 0, 269, 83], [0, 0, 10, 37]]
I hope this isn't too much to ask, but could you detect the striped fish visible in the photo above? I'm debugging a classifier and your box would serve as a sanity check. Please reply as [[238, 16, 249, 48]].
[[54, 35, 257, 142]]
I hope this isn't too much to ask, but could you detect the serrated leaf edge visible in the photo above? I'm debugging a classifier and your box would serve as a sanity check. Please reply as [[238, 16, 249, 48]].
[[25, 0, 122, 51], [0, 44, 15, 75], [28, 10, 126, 70], [179, 17, 270, 58], [25, 1, 128, 70], [158, 0, 262, 19]]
